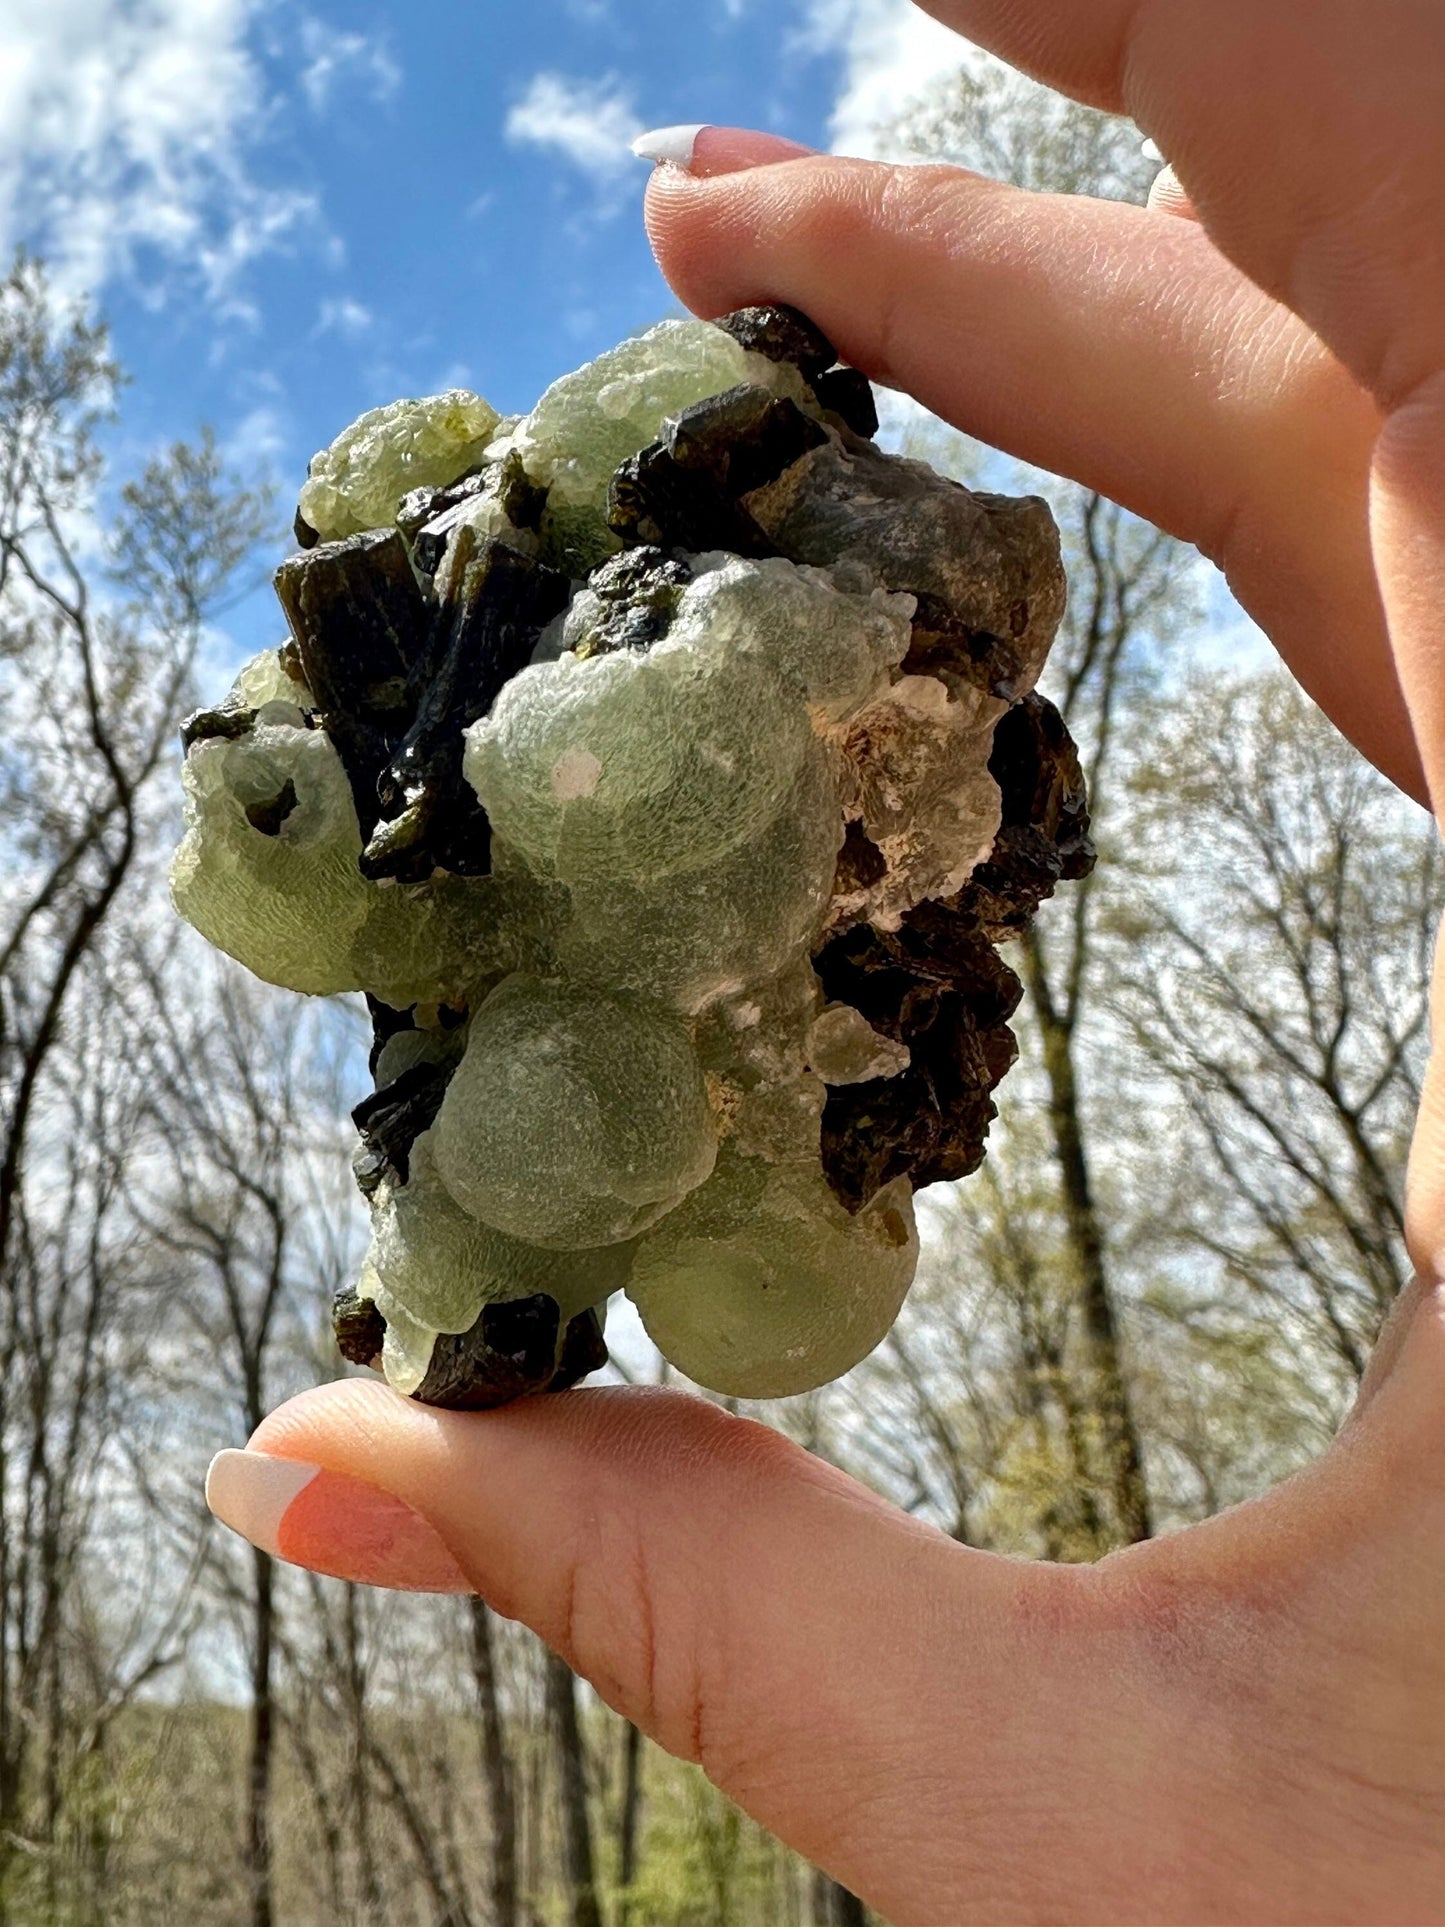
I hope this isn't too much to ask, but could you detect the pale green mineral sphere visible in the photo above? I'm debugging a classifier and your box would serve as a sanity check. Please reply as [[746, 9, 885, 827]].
[[675, 557, 913, 720], [627, 1154, 919, 1398], [554, 740, 842, 1013], [463, 642, 810, 885], [170, 721, 372, 996], [298, 389, 500, 542], [430, 974, 717, 1248], [370, 1131, 633, 1338]]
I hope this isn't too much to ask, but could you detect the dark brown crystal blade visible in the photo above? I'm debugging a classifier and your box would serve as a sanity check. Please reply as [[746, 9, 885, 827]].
[[274, 529, 431, 835], [362, 535, 571, 881]]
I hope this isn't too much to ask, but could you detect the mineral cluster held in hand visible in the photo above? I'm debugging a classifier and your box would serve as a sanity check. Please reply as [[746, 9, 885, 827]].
[[173, 308, 1092, 1407]]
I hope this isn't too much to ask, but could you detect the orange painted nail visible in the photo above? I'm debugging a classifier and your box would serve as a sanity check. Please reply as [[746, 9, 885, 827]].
[[205, 1450, 473, 1595]]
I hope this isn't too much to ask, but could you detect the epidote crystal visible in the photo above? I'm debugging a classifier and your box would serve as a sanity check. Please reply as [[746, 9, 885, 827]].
[[173, 310, 1092, 1406]]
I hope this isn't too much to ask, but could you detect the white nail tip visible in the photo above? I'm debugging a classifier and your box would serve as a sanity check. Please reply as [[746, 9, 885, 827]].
[[1140, 137, 1164, 163], [205, 1450, 319, 1557], [631, 124, 708, 169]]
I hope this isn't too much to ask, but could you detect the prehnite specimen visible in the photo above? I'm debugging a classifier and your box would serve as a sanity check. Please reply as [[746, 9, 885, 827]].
[[174, 307, 1093, 1408]]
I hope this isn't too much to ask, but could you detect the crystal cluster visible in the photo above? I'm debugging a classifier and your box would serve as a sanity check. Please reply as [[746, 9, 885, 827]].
[[173, 308, 1092, 1407]]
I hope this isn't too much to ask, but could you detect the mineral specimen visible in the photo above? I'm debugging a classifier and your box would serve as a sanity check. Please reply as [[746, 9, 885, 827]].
[[173, 309, 1092, 1407]]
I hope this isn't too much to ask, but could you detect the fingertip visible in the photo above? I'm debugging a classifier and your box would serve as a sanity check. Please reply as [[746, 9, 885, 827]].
[[643, 151, 864, 321], [1147, 162, 1199, 221]]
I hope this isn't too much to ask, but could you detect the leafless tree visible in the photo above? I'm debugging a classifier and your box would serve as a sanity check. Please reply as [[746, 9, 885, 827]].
[[128, 958, 355, 1927], [874, 72, 1196, 1544], [0, 252, 268, 1916], [1107, 670, 1436, 1398], [471, 1598, 520, 1927], [546, 1653, 603, 1927], [613, 1717, 644, 1925]]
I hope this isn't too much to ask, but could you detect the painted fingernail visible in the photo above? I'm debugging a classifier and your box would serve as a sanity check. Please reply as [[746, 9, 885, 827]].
[[632, 125, 817, 179], [205, 1450, 472, 1595], [632, 123, 710, 167]]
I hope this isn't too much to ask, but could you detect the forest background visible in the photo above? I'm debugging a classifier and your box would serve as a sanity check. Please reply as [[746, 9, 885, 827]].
[[1, 5, 1435, 1924]]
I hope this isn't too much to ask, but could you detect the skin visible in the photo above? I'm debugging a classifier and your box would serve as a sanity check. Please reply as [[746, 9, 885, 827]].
[[240, 5, 1445, 1920]]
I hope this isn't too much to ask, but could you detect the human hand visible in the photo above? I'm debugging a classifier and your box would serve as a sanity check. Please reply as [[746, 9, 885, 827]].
[[208, 5, 1445, 1921]]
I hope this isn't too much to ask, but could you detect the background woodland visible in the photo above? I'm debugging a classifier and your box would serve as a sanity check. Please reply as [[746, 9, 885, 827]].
[[0, 67, 1433, 1927]]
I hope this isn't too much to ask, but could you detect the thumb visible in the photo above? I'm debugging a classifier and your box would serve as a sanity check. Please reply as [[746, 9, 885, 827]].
[[208, 1380, 1071, 1912]]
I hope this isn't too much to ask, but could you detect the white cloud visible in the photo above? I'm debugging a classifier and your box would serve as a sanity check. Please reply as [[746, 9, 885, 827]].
[[224, 403, 289, 470], [0, 0, 315, 305], [298, 17, 400, 114], [798, 0, 981, 156], [504, 72, 642, 212], [314, 295, 373, 338]]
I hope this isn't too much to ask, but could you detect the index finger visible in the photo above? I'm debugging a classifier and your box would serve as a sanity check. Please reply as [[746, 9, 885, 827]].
[[916, 0, 1445, 407]]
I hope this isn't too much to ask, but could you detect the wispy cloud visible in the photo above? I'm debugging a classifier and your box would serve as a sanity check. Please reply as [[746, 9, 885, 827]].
[[504, 72, 642, 215], [799, 0, 977, 156], [225, 403, 289, 471], [0, 0, 317, 307], [314, 295, 373, 338], [298, 17, 401, 114]]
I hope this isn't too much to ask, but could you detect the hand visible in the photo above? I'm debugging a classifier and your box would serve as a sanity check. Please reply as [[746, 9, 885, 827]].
[[208, 6, 1445, 1921]]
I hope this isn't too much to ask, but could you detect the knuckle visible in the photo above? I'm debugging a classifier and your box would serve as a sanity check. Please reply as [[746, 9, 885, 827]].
[[547, 1403, 805, 1775], [551, 1502, 720, 1768]]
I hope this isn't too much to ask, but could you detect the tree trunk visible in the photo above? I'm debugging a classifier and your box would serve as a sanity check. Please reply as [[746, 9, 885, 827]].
[[365, 1740, 475, 1927], [1023, 932, 1153, 1546], [470, 1599, 519, 1927], [524, 1744, 546, 1927], [246, 1546, 276, 1927], [343, 1587, 384, 1923], [813, 1868, 868, 1924], [545, 1653, 602, 1927], [616, 1720, 644, 1923]]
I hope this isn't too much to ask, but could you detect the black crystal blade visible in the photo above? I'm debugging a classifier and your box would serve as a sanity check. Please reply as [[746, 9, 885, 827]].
[[362, 535, 571, 881], [274, 529, 431, 835]]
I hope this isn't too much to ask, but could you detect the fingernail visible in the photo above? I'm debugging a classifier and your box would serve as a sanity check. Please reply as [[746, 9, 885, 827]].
[[632, 123, 709, 167], [632, 125, 817, 179], [205, 1449, 472, 1595]]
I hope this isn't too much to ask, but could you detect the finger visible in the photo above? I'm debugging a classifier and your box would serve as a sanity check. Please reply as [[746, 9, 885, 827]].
[[911, 0, 1445, 405], [224, 1379, 1088, 1921], [644, 151, 1424, 803], [1147, 163, 1197, 222]]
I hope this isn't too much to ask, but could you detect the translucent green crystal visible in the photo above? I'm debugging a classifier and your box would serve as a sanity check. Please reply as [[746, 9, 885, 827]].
[[172, 707, 373, 997], [370, 1131, 634, 1334], [430, 974, 717, 1248], [299, 390, 501, 542], [627, 1151, 918, 1399], [552, 744, 841, 1014], [463, 634, 812, 885], [510, 319, 805, 568]]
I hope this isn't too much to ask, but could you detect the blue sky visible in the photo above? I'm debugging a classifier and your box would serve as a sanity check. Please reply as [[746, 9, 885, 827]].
[[2, 0, 974, 659]]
